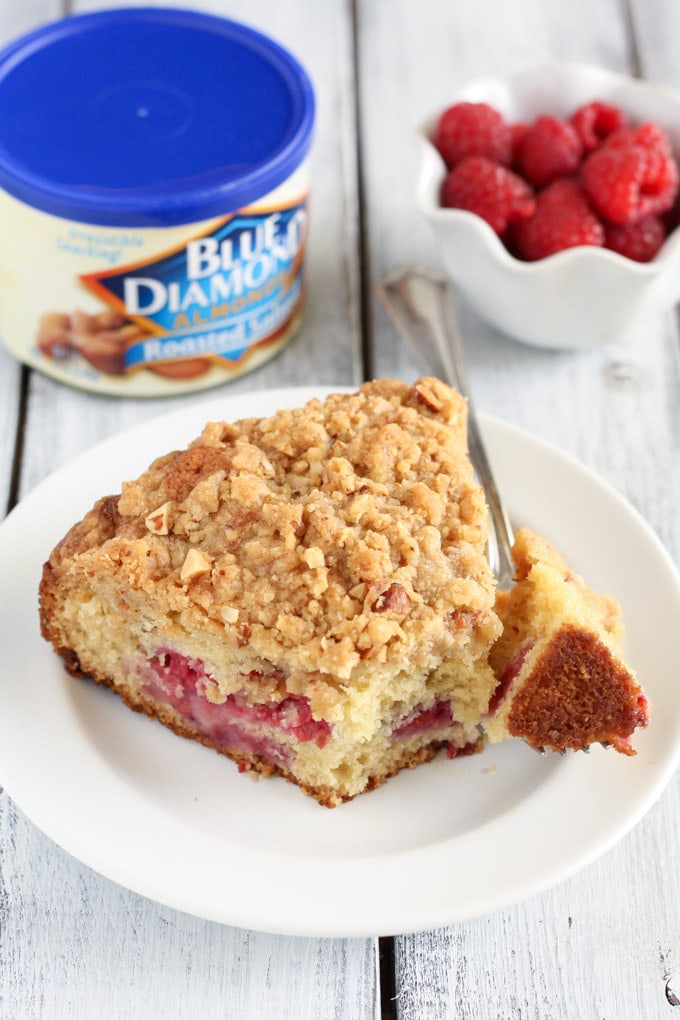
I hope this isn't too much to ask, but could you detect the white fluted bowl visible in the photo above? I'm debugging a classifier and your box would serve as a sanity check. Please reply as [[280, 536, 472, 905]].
[[417, 63, 680, 350]]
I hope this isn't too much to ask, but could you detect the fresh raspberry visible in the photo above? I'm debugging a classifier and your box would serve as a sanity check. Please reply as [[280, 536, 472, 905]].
[[434, 102, 513, 168], [511, 121, 529, 159], [514, 115, 583, 188], [582, 136, 679, 224], [513, 178, 605, 260], [441, 156, 535, 235], [605, 122, 673, 157], [570, 101, 629, 152], [604, 214, 667, 261]]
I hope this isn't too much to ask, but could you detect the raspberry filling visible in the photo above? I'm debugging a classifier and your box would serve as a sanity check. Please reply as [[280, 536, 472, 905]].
[[391, 699, 453, 740], [143, 649, 331, 769], [487, 641, 533, 715]]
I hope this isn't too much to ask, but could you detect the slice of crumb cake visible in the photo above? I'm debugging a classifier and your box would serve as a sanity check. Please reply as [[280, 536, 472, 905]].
[[40, 377, 502, 806], [485, 528, 649, 754]]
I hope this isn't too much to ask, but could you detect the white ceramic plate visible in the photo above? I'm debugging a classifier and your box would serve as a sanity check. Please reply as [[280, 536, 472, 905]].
[[1, 387, 679, 937]]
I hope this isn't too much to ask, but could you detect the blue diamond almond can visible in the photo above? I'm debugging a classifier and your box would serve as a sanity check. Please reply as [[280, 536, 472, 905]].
[[0, 8, 315, 396]]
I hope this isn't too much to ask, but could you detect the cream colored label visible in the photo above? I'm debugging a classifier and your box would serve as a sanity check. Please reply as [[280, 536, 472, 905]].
[[0, 163, 308, 396]]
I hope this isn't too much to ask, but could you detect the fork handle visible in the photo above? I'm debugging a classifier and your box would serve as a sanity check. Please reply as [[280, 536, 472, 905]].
[[377, 265, 516, 588]]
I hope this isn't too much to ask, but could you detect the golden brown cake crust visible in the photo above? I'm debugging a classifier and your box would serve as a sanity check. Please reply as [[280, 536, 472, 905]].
[[487, 528, 649, 753], [40, 496, 120, 643], [504, 625, 648, 753]]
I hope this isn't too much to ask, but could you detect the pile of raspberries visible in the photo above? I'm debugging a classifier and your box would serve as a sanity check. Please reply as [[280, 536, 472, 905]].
[[434, 100, 680, 262]]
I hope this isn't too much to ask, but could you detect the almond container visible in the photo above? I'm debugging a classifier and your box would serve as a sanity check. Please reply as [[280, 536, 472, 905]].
[[0, 7, 315, 396]]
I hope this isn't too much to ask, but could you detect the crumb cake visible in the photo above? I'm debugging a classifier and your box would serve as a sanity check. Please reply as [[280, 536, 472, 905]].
[[485, 528, 650, 754], [40, 377, 503, 807]]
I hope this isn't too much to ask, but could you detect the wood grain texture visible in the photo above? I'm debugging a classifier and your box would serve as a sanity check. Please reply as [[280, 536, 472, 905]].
[[629, 0, 680, 86], [0, 3, 378, 1018], [395, 791, 680, 1019], [2, 0, 680, 1017], [356, 0, 680, 1018], [0, 349, 22, 514], [0, 1, 61, 512], [0, 796, 379, 1020]]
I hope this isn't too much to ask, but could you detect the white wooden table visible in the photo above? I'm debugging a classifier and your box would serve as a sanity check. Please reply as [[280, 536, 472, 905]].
[[1, 1, 679, 1017]]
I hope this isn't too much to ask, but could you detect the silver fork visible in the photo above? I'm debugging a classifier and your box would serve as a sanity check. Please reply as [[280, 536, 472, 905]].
[[377, 273, 604, 755], [377, 265, 515, 590]]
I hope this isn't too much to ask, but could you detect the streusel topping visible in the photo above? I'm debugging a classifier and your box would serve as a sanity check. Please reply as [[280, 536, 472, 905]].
[[84, 378, 498, 678]]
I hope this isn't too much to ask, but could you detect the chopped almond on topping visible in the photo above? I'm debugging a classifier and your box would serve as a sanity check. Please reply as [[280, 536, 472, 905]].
[[373, 582, 411, 614], [145, 502, 171, 535], [412, 378, 447, 413], [303, 546, 325, 568], [180, 547, 212, 581]]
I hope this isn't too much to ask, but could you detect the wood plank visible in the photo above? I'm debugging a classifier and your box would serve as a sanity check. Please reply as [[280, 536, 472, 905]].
[[0, 0, 61, 40], [0, 354, 22, 515], [0, 4, 379, 1019], [0, 3, 62, 512], [629, 0, 680, 87], [357, 1, 680, 1017]]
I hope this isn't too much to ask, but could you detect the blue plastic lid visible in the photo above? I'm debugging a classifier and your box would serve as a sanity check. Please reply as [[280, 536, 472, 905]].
[[0, 7, 315, 226]]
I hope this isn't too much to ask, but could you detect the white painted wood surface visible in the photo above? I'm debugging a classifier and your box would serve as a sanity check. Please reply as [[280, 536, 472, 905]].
[[0, 0, 58, 512], [1, 1, 679, 1017], [359, 2, 680, 1017], [0, 3, 375, 1019]]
